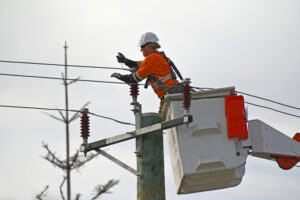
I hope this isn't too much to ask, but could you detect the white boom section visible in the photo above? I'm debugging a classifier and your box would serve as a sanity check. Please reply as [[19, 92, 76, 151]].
[[246, 120, 300, 160]]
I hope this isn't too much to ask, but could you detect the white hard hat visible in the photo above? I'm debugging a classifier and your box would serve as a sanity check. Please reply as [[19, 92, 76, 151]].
[[138, 32, 159, 47]]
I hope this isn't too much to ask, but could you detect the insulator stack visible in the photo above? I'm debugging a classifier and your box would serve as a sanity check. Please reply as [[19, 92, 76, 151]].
[[80, 108, 90, 141], [183, 78, 191, 112], [130, 83, 139, 99]]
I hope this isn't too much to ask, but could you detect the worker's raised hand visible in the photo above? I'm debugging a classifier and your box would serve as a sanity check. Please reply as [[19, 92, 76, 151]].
[[116, 52, 127, 63], [111, 72, 122, 79]]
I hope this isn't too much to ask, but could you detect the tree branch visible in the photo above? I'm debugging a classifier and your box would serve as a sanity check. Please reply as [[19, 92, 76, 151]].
[[57, 106, 66, 122], [70, 152, 100, 170], [43, 112, 65, 123], [42, 142, 66, 170], [60, 176, 66, 200], [74, 194, 81, 200], [36, 185, 49, 200], [68, 76, 80, 85], [91, 180, 119, 200], [69, 102, 91, 123]]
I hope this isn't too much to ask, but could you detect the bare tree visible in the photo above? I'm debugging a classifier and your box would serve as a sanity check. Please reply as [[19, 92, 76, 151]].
[[36, 43, 118, 200], [39, 143, 119, 200]]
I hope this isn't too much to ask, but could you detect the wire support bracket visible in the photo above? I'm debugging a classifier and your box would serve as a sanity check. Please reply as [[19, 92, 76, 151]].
[[95, 148, 141, 177]]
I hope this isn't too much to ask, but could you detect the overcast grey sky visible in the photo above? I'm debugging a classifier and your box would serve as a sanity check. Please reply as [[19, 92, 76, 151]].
[[0, 0, 300, 199]]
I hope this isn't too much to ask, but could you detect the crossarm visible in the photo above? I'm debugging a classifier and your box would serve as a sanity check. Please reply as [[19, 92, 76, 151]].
[[80, 115, 193, 153]]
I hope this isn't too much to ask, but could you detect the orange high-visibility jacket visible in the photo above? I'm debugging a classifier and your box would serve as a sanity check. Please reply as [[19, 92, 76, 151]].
[[133, 52, 178, 99]]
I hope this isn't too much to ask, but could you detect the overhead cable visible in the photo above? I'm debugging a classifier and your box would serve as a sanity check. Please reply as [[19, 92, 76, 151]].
[[0, 104, 134, 126], [193, 87, 300, 111], [237, 91, 300, 111], [0, 59, 130, 71], [0, 73, 126, 85], [245, 102, 300, 119], [88, 113, 134, 126], [2, 72, 299, 119], [190, 86, 300, 119], [0, 72, 148, 86]]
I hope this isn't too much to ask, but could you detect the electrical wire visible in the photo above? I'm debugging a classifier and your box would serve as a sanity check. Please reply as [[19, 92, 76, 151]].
[[0, 104, 134, 126], [1, 71, 300, 119], [0, 73, 126, 85], [191, 86, 300, 119], [0, 104, 73, 112], [193, 87, 300, 112], [1, 59, 299, 111], [0, 72, 148, 86], [0, 59, 130, 71], [237, 91, 300, 111], [244, 102, 300, 119], [88, 113, 134, 126]]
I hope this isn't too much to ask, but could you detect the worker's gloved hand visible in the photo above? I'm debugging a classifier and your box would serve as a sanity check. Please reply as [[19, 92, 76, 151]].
[[111, 73, 122, 79], [116, 52, 127, 63]]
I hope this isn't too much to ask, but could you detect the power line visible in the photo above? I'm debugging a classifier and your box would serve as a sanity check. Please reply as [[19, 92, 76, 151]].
[[0, 72, 148, 86], [0, 104, 134, 126], [0, 59, 129, 71], [191, 86, 300, 119], [2, 59, 299, 112], [237, 91, 300, 111], [0, 104, 74, 112], [245, 102, 300, 119], [88, 113, 134, 126], [0, 73, 126, 85], [2, 72, 299, 119]]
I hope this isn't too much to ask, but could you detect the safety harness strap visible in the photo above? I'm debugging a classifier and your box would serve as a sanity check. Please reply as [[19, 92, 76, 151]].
[[150, 74, 183, 94], [144, 51, 184, 95], [156, 51, 183, 81]]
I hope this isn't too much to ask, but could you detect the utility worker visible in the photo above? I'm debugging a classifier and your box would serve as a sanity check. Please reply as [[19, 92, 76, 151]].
[[111, 32, 183, 109]]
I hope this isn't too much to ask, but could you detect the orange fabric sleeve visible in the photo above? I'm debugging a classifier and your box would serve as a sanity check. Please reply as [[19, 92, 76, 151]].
[[136, 54, 157, 79], [136, 53, 171, 79]]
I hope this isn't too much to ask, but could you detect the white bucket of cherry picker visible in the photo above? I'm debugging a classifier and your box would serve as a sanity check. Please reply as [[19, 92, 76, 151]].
[[161, 87, 249, 194]]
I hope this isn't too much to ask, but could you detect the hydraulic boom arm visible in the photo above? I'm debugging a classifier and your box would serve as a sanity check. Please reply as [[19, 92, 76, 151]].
[[244, 120, 300, 169]]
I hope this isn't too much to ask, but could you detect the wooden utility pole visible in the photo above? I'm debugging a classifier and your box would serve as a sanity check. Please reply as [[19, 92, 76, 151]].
[[137, 113, 165, 200], [131, 84, 166, 200]]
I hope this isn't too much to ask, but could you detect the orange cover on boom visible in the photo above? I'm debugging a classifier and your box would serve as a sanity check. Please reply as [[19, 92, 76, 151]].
[[225, 96, 248, 140]]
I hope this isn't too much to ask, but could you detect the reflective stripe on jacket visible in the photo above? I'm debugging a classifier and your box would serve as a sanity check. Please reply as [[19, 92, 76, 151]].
[[135, 52, 178, 99]]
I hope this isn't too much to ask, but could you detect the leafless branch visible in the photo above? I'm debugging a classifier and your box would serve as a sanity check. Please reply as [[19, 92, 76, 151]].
[[74, 194, 81, 200], [71, 152, 100, 170], [43, 112, 65, 123], [69, 102, 91, 123], [69, 150, 79, 168], [60, 176, 67, 200], [42, 142, 66, 170], [42, 142, 100, 172], [61, 73, 67, 85], [57, 107, 66, 122], [91, 180, 119, 200], [36, 185, 49, 200], [68, 76, 80, 85], [69, 112, 80, 123]]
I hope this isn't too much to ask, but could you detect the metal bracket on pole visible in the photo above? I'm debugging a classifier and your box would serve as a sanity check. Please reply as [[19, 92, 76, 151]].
[[80, 114, 193, 153], [95, 149, 141, 177]]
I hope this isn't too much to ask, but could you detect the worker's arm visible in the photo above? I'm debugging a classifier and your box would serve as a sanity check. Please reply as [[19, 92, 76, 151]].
[[112, 54, 157, 83], [111, 72, 142, 84], [116, 52, 141, 69]]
